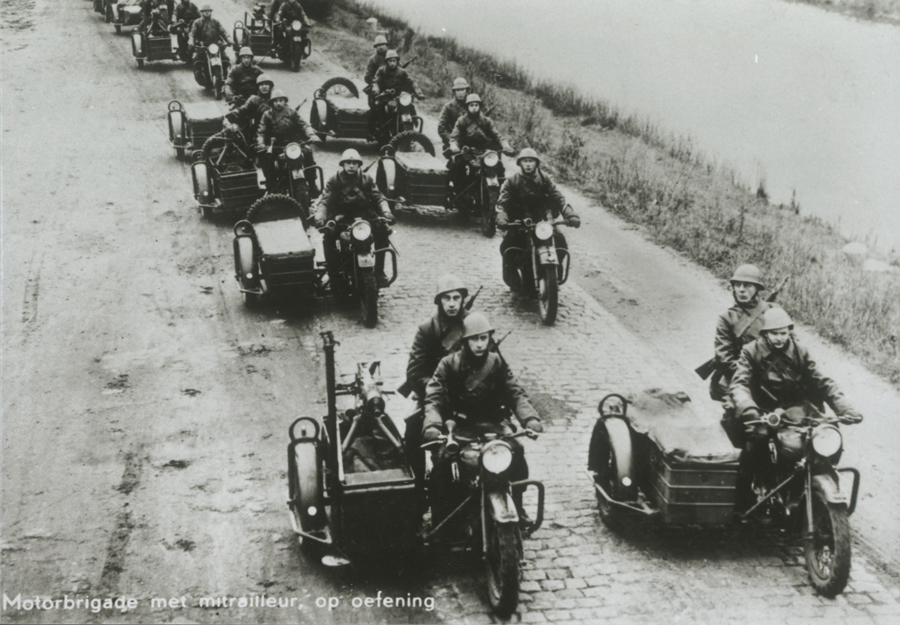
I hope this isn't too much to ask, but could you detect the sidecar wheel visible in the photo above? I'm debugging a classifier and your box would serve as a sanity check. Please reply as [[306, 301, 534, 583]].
[[485, 521, 519, 618], [388, 131, 435, 157], [246, 194, 304, 223], [804, 490, 851, 597], [361, 274, 378, 328], [319, 76, 359, 98]]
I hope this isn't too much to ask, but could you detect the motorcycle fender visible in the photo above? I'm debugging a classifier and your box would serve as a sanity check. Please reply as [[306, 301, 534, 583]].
[[379, 158, 396, 193], [191, 162, 211, 203], [313, 98, 328, 128], [485, 175, 500, 188], [357, 252, 376, 268], [111, 3, 119, 19], [235, 236, 256, 280], [168, 110, 185, 144], [131, 31, 143, 56], [812, 473, 848, 506], [400, 113, 412, 123], [537, 245, 559, 265], [488, 491, 519, 525]]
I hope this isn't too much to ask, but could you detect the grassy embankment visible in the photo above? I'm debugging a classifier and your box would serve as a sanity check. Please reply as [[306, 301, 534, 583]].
[[316, 0, 900, 386], [789, 0, 900, 25]]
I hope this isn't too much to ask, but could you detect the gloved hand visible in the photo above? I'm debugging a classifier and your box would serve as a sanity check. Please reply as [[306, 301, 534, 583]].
[[523, 418, 544, 433], [417, 94, 426, 101], [422, 427, 442, 443], [565, 215, 581, 228], [740, 408, 766, 439], [502, 145, 516, 157], [495, 214, 509, 230], [840, 413, 864, 425], [383, 214, 396, 226], [255, 144, 267, 154]]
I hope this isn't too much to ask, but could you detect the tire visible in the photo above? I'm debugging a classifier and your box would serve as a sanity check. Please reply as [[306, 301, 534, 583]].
[[388, 131, 435, 157], [538, 264, 558, 325], [136, 58, 144, 69], [246, 193, 304, 223], [587, 418, 633, 529], [291, 46, 301, 72], [361, 274, 378, 328], [291, 179, 311, 220], [201, 132, 253, 168], [804, 489, 851, 597], [115, 23, 122, 34], [485, 521, 519, 618], [212, 65, 223, 100], [480, 184, 498, 238], [175, 146, 185, 160], [320, 76, 359, 98]]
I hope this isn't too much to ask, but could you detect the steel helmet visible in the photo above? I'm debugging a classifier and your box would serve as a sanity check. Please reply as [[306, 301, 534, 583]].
[[434, 274, 469, 305], [760, 307, 793, 332], [256, 73, 273, 86], [452, 77, 470, 90], [465, 93, 482, 105], [373, 35, 388, 47], [200, 3, 212, 11], [517, 147, 541, 166], [462, 312, 494, 339], [730, 264, 765, 289], [269, 89, 288, 102], [385, 49, 400, 61], [238, 46, 253, 57], [339, 148, 363, 165]]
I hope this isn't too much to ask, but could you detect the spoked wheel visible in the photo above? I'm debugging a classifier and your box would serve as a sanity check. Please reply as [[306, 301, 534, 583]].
[[538, 264, 558, 325], [361, 274, 378, 328], [485, 520, 520, 618], [388, 131, 435, 157], [480, 185, 498, 238], [804, 489, 851, 597], [246, 194, 304, 223]]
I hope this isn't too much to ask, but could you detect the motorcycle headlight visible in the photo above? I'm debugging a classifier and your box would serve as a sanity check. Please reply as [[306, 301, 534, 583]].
[[482, 442, 513, 474], [291, 20, 302, 31], [398, 92, 413, 107], [811, 425, 842, 457], [535, 221, 554, 241], [284, 143, 303, 160], [482, 151, 500, 168], [351, 221, 372, 241], [208, 43, 219, 55]]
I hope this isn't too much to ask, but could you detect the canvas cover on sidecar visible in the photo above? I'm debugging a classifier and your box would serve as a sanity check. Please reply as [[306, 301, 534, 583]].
[[624, 388, 740, 465]]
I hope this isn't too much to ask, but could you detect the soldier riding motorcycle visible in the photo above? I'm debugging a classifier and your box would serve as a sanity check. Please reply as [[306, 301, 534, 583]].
[[370, 50, 425, 145], [274, 0, 312, 71], [189, 4, 232, 98], [224, 47, 263, 108]]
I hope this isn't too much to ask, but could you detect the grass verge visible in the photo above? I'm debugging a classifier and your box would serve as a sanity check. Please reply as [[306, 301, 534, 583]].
[[787, 0, 900, 25], [319, 0, 900, 386]]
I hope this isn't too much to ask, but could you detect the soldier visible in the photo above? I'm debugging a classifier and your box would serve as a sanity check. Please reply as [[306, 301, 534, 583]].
[[710, 264, 777, 404], [423, 312, 543, 525], [188, 4, 231, 85], [274, 0, 310, 48], [139, 0, 169, 34], [371, 50, 424, 138], [447, 93, 514, 195], [255, 90, 320, 201], [364, 35, 389, 138], [224, 47, 263, 107], [223, 73, 273, 137], [172, 0, 199, 25], [314, 149, 395, 288], [496, 148, 580, 288], [438, 77, 470, 152]]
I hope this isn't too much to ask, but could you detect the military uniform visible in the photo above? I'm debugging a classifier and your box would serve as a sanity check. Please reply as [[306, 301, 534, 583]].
[[371, 65, 421, 97], [172, 0, 199, 24], [276, 0, 309, 24], [256, 107, 319, 200], [364, 51, 387, 87], [224, 94, 270, 137], [404, 311, 468, 402], [711, 300, 775, 400], [224, 63, 263, 104], [438, 98, 466, 149], [190, 16, 229, 78], [730, 338, 859, 419], [139, 0, 169, 33]]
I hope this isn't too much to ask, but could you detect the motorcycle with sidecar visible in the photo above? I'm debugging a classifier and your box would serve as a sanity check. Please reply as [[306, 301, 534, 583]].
[[168, 99, 227, 160], [193, 42, 231, 100], [502, 217, 573, 325], [309, 77, 371, 142], [190, 126, 264, 219], [131, 18, 185, 68], [372, 89, 424, 148], [287, 332, 544, 619], [106, 0, 143, 34], [586, 390, 862, 597], [232, 4, 312, 70]]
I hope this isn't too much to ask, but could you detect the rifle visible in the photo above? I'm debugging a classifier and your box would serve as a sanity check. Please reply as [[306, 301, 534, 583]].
[[401, 55, 418, 69], [465, 285, 483, 311], [695, 275, 791, 380]]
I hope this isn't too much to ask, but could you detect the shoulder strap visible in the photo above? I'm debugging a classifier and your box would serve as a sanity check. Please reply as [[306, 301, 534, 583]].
[[733, 302, 768, 339]]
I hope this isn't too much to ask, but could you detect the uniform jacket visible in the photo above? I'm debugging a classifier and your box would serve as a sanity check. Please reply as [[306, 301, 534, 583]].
[[714, 300, 775, 378], [496, 170, 570, 223], [438, 99, 467, 144], [448, 113, 506, 153], [224, 63, 263, 100], [276, 0, 309, 24], [404, 310, 468, 400], [190, 16, 228, 46], [256, 106, 317, 150], [372, 66, 420, 97], [730, 338, 859, 418], [173, 1, 199, 24], [364, 52, 386, 86], [423, 350, 540, 431], [225, 94, 270, 132], [314, 170, 390, 224]]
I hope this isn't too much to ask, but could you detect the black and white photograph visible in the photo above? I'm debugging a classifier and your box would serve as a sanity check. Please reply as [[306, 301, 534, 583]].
[[2, 0, 899, 623]]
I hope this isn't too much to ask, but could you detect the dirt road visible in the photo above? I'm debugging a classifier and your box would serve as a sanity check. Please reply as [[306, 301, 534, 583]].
[[2, 0, 899, 623]]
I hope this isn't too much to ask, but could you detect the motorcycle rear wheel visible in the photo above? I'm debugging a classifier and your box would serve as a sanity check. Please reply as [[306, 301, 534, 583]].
[[538, 264, 558, 325], [804, 490, 851, 597], [485, 520, 519, 618], [361, 274, 378, 328]]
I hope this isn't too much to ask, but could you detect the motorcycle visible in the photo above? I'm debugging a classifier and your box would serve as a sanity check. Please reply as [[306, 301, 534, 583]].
[[373, 89, 423, 147], [258, 139, 323, 219], [319, 216, 397, 328], [449, 146, 505, 237], [739, 406, 862, 596], [194, 42, 231, 100], [277, 19, 312, 72], [501, 217, 572, 325], [422, 421, 544, 618]]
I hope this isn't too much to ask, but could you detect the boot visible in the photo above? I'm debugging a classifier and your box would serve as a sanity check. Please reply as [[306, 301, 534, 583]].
[[512, 485, 532, 533]]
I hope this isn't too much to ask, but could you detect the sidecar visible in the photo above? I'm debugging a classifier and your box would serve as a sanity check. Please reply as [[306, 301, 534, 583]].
[[191, 132, 264, 219], [376, 135, 447, 213], [287, 333, 419, 562], [167, 100, 226, 160], [587, 389, 740, 527], [309, 77, 371, 142], [107, 0, 143, 34], [131, 27, 179, 68], [233, 6, 275, 58]]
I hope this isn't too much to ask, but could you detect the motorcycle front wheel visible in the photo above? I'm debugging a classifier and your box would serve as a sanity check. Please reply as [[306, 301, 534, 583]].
[[485, 520, 519, 618], [538, 263, 559, 325], [212, 66, 223, 100], [361, 274, 378, 328], [804, 489, 851, 597]]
